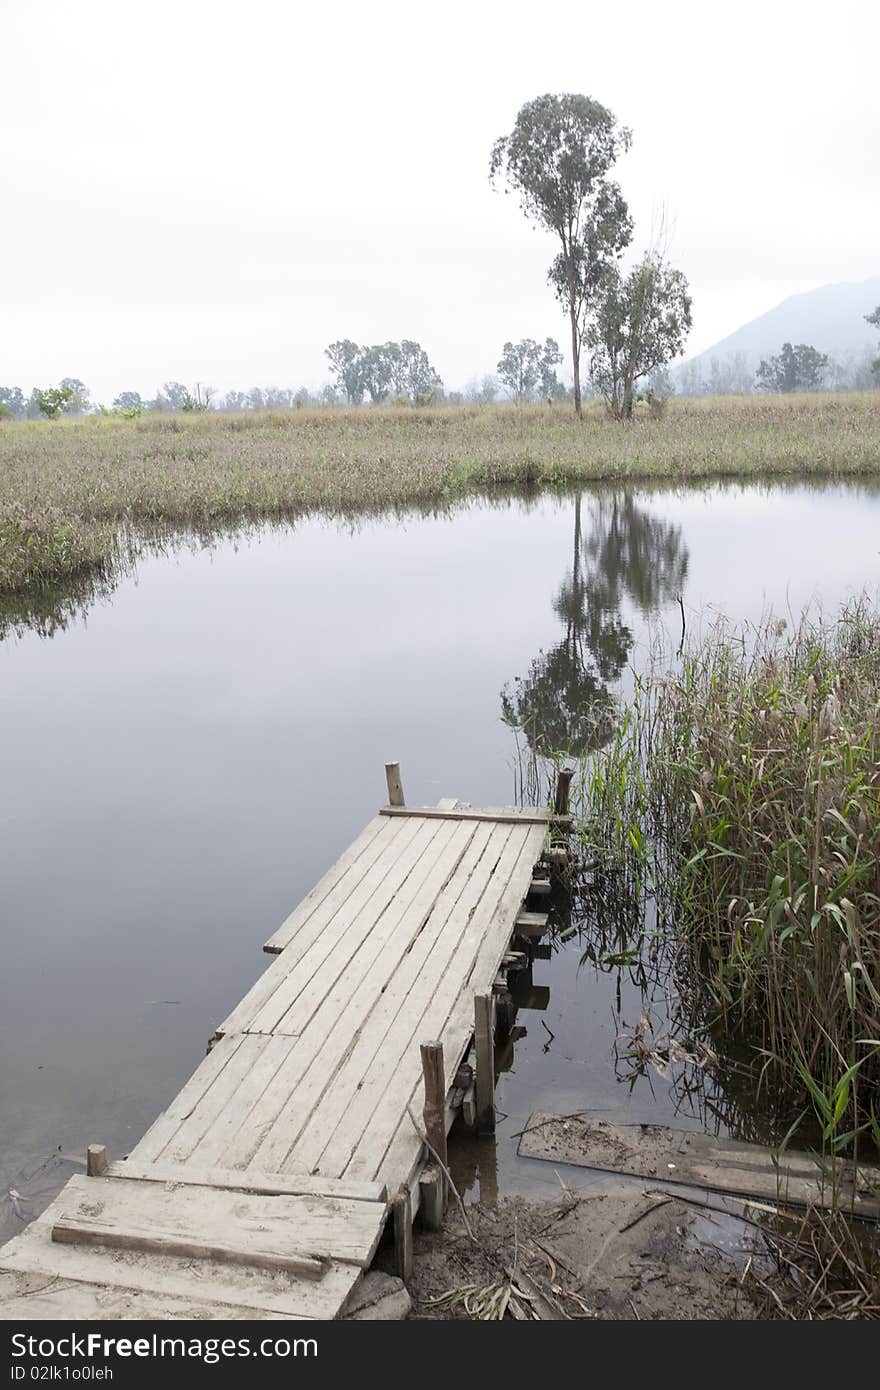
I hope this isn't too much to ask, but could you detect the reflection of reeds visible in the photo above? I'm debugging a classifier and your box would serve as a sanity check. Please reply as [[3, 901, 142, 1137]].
[[570, 599, 880, 1163], [3, 393, 880, 601]]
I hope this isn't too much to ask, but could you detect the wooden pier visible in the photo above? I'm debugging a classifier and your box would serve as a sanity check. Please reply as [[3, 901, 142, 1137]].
[[0, 765, 571, 1320]]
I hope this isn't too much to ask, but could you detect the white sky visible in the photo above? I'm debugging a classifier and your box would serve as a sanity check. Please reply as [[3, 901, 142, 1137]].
[[2, 0, 877, 401]]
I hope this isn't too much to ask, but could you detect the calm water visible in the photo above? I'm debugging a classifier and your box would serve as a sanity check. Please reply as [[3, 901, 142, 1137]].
[[2, 480, 879, 1212]]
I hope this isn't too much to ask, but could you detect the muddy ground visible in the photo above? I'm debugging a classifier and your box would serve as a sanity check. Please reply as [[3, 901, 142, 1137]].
[[378, 1176, 762, 1320]]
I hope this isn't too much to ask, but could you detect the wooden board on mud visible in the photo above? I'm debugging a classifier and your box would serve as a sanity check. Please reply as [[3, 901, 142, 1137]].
[[518, 1112, 880, 1217]]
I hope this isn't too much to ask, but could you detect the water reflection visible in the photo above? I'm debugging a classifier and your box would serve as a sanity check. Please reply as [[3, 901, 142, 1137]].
[[501, 493, 688, 756]]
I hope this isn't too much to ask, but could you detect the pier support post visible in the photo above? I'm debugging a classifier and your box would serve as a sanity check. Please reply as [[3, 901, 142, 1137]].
[[554, 766, 574, 817], [474, 991, 496, 1137], [392, 1185, 413, 1282], [86, 1145, 108, 1177], [420, 1041, 447, 1219], [385, 761, 405, 807], [418, 1167, 444, 1232]]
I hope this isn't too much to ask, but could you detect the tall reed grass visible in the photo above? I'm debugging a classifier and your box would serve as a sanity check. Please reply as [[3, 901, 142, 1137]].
[[574, 600, 880, 1159]]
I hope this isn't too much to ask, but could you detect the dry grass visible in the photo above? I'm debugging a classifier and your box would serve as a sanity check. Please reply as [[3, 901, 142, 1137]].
[[2, 393, 880, 597]]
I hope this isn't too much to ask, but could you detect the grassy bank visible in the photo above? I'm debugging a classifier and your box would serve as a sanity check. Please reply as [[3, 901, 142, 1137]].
[[2, 393, 880, 598], [576, 600, 880, 1164]]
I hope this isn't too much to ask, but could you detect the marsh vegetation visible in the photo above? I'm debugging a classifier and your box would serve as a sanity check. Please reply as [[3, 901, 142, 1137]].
[[2, 393, 880, 602]]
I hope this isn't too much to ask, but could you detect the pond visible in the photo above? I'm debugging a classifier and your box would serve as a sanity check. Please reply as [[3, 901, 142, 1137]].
[[2, 479, 879, 1215]]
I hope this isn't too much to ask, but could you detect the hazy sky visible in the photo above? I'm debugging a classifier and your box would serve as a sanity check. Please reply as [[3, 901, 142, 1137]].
[[3, 0, 877, 401]]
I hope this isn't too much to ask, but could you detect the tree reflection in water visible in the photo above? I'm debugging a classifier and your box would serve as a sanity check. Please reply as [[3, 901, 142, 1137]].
[[501, 491, 688, 758]]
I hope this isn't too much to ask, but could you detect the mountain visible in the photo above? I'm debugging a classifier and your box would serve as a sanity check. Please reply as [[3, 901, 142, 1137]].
[[680, 277, 880, 384]]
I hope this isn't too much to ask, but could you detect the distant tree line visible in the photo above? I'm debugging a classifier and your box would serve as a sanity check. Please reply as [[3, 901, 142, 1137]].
[[676, 340, 879, 397], [323, 339, 443, 405], [2, 302, 878, 422]]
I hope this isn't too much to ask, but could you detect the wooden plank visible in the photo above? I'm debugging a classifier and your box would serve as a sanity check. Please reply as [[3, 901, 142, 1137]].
[[241, 822, 503, 1175], [213, 826, 483, 1171], [263, 813, 404, 954], [321, 825, 538, 1181], [105, 1160, 386, 1204], [281, 823, 520, 1178], [128, 1033, 248, 1165], [0, 1215, 360, 1319], [186, 1034, 299, 1167], [0, 1269, 292, 1321], [53, 1218, 328, 1280], [351, 823, 547, 1184], [514, 909, 549, 939], [379, 806, 568, 827], [221, 813, 435, 1035], [47, 1176, 385, 1270], [517, 1114, 880, 1218], [138, 1035, 277, 1166], [248, 818, 468, 1038]]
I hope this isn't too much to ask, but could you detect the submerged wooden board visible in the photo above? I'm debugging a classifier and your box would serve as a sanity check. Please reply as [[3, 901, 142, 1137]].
[[518, 1113, 880, 1217]]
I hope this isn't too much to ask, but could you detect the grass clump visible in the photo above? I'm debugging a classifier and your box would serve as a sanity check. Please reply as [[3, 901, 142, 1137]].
[[2, 392, 880, 598], [575, 599, 880, 1157]]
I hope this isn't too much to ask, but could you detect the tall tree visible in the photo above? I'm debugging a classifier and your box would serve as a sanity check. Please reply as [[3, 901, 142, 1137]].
[[0, 386, 26, 419], [588, 253, 692, 419], [34, 383, 79, 418], [490, 93, 632, 418], [755, 342, 828, 393], [397, 340, 442, 403], [538, 337, 564, 400], [497, 339, 541, 403], [324, 340, 364, 404], [58, 378, 90, 414]]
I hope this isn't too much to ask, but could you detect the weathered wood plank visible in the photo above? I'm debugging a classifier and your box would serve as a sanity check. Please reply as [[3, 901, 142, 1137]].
[[128, 1033, 248, 1165], [379, 806, 568, 827], [321, 826, 541, 1181], [352, 823, 547, 1184], [262, 813, 406, 954], [280, 824, 520, 1178], [47, 1176, 385, 1270], [105, 1160, 386, 1204], [0, 1215, 360, 1319], [221, 813, 436, 1036], [53, 1218, 328, 1280], [0, 1270, 292, 1321], [215, 824, 485, 1171], [248, 818, 469, 1038]]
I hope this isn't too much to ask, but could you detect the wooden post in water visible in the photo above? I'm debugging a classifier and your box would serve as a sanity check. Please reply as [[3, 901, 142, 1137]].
[[420, 1041, 447, 1225], [385, 761, 405, 807], [86, 1145, 108, 1177], [474, 991, 496, 1136], [554, 766, 574, 817]]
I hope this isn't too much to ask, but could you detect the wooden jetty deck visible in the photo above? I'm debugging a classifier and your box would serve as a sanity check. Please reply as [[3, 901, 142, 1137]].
[[0, 765, 572, 1321]]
